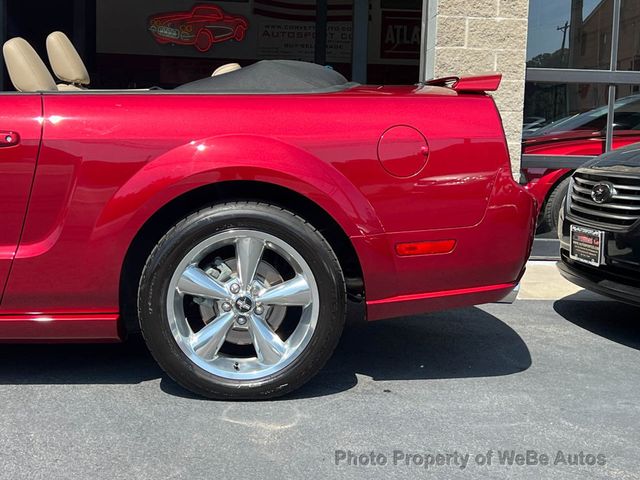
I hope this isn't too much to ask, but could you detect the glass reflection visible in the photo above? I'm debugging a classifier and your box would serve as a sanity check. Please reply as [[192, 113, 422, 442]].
[[527, 0, 613, 69], [523, 83, 609, 137], [618, 0, 640, 71]]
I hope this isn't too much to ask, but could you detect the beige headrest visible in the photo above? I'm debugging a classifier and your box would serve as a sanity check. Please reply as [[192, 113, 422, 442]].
[[46, 31, 90, 85], [57, 83, 84, 91], [2, 37, 57, 92], [212, 63, 241, 76]]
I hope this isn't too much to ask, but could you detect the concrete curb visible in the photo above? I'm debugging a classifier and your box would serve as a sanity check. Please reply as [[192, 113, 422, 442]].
[[518, 261, 607, 301]]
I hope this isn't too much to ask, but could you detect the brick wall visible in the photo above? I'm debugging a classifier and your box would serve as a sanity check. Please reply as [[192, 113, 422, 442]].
[[424, 0, 530, 173]]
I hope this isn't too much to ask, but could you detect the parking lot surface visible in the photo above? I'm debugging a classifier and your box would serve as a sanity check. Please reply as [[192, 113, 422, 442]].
[[0, 268, 639, 479]]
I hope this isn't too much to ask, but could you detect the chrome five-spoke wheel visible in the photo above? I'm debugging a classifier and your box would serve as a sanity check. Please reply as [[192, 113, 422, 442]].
[[167, 230, 320, 380], [138, 202, 346, 399]]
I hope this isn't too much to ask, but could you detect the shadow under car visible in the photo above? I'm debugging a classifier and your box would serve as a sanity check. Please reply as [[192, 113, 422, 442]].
[[0, 306, 532, 400], [554, 295, 640, 351]]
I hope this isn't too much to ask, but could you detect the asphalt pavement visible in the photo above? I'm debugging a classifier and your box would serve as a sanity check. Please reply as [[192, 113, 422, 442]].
[[0, 264, 639, 479]]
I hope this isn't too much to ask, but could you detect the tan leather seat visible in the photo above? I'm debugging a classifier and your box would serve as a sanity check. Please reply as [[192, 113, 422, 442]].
[[46, 31, 89, 90], [212, 63, 241, 76], [2, 37, 57, 92]]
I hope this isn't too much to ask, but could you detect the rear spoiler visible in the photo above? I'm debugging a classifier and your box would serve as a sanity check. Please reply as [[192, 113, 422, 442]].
[[425, 73, 502, 93]]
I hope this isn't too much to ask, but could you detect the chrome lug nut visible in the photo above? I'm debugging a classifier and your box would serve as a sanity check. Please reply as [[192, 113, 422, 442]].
[[254, 305, 264, 315], [230, 283, 241, 294], [221, 302, 232, 312], [236, 316, 248, 326]]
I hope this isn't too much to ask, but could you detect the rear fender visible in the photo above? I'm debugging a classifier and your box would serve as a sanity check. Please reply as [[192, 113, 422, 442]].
[[96, 134, 384, 241], [523, 168, 571, 212]]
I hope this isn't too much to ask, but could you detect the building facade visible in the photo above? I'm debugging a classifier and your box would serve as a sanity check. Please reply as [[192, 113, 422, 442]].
[[423, 0, 530, 172]]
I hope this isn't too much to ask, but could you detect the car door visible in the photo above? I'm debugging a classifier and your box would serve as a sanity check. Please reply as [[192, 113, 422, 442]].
[[0, 95, 43, 302]]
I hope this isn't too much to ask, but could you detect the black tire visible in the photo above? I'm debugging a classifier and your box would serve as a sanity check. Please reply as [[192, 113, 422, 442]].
[[138, 202, 346, 400], [538, 177, 570, 234]]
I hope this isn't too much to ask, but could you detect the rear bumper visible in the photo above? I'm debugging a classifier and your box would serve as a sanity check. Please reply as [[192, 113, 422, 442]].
[[366, 282, 518, 320], [496, 283, 520, 304], [363, 169, 536, 321]]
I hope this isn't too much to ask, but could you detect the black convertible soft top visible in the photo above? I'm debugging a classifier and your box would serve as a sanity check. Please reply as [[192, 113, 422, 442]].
[[174, 60, 354, 93]]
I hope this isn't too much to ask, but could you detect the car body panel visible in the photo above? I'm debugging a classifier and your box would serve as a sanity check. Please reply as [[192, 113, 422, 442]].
[[0, 313, 121, 342], [0, 95, 42, 300], [0, 84, 535, 339], [612, 131, 640, 151], [523, 131, 605, 156], [366, 167, 536, 319]]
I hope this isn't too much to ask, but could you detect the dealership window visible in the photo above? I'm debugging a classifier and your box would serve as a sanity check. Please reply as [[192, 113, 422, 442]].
[[523, 82, 610, 154], [523, 0, 640, 167], [0, 0, 423, 90]]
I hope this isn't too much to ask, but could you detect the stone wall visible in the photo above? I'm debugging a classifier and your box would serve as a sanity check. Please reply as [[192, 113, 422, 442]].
[[424, 0, 530, 172]]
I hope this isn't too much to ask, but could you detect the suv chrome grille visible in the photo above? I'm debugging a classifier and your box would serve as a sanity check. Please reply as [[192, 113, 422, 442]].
[[569, 171, 640, 228]]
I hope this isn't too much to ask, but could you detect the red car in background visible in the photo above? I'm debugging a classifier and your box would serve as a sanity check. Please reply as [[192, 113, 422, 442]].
[[522, 94, 640, 232], [148, 4, 248, 52]]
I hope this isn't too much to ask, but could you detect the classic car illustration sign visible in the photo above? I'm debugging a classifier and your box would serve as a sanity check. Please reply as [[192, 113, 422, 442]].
[[97, 0, 421, 66], [148, 4, 249, 52]]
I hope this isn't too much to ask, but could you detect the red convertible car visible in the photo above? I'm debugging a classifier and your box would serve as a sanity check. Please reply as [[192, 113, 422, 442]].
[[148, 4, 248, 52], [0, 41, 535, 399]]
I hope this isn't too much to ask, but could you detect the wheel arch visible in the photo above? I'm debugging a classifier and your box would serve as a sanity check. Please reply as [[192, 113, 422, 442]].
[[541, 170, 573, 205], [531, 169, 573, 233], [119, 180, 366, 335], [96, 134, 382, 238], [525, 168, 573, 213]]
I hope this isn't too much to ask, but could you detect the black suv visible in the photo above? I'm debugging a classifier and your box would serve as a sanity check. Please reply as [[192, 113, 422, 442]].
[[558, 143, 640, 306]]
